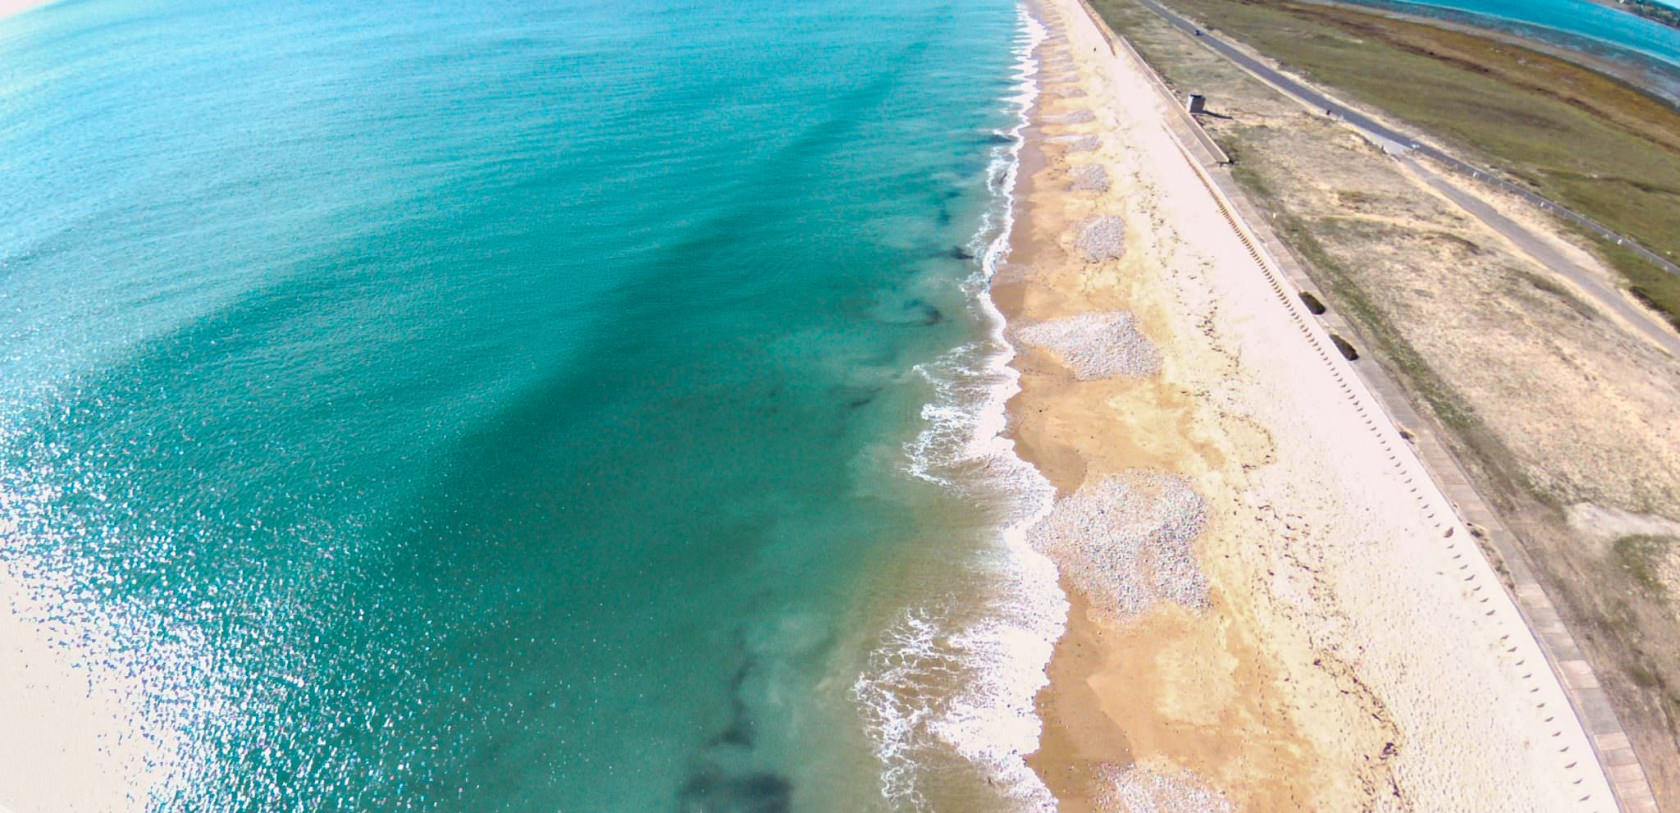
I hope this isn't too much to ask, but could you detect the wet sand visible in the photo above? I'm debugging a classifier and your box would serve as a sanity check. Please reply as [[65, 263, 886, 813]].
[[1006, 0, 1620, 809]]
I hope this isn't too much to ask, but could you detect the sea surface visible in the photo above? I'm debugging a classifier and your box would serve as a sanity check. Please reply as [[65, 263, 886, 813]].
[[0, 0, 1059, 810]]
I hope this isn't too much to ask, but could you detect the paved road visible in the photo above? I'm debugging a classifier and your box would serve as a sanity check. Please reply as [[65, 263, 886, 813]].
[[1133, 0, 1680, 283], [1403, 156, 1680, 355]]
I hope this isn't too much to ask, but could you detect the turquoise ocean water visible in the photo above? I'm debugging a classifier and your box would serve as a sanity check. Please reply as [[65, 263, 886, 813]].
[[0, 0, 1059, 810], [12, 0, 1666, 808]]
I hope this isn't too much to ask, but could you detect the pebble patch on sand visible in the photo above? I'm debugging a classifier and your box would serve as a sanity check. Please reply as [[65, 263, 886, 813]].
[[1069, 163, 1110, 193], [1028, 472, 1209, 619], [1075, 215, 1126, 261], [1048, 134, 1100, 152], [1097, 763, 1233, 813], [1016, 312, 1158, 380], [1043, 109, 1095, 124]]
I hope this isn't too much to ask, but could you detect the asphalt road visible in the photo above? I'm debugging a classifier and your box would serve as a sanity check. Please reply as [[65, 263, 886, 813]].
[[1133, 0, 1680, 282], [1404, 156, 1680, 355]]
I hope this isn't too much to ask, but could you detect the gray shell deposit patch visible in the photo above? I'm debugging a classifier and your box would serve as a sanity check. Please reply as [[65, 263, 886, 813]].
[[1043, 109, 1095, 124], [1015, 311, 1159, 380], [1075, 215, 1126, 262], [1027, 471, 1208, 620], [1069, 163, 1110, 193], [1048, 133, 1101, 152]]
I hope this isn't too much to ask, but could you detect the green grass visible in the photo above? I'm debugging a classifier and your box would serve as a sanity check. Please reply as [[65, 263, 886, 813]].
[[1577, 227, 1680, 330], [1624, 0, 1680, 30], [1615, 535, 1675, 597]]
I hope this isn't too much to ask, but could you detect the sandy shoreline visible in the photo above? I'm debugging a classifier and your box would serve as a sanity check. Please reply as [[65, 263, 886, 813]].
[[1005, 0, 1620, 808]]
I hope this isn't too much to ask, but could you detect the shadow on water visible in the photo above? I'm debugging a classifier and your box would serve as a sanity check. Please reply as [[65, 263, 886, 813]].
[[676, 633, 794, 813]]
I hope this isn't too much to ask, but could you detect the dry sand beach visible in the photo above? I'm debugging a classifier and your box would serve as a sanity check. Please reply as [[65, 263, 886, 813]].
[[1006, 0, 1622, 808]]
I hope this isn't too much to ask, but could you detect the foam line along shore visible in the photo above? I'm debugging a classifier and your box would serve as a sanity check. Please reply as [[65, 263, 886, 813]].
[[849, 9, 1076, 809]]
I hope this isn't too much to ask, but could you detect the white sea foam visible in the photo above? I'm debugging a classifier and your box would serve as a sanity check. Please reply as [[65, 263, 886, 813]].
[[854, 8, 1068, 811]]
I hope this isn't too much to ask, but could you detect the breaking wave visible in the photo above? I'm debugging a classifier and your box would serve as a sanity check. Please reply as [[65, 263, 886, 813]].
[[854, 8, 1068, 810]]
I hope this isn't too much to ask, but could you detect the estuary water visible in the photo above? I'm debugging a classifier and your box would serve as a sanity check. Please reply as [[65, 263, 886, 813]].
[[1342, 0, 1680, 99], [0, 0, 1059, 809]]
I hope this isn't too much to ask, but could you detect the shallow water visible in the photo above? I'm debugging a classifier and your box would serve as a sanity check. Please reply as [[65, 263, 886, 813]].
[[0, 0, 1054, 808]]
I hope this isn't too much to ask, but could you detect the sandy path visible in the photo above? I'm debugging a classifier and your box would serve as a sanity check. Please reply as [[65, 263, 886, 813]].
[[1006, 0, 1619, 809]]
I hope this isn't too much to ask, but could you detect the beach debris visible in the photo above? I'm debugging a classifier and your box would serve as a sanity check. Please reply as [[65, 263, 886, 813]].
[[1075, 215, 1126, 262], [1028, 471, 1209, 619], [1048, 134, 1101, 152], [1096, 763, 1233, 813], [1016, 312, 1159, 380], [1330, 333, 1359, 361], [1069, 163, 1110, 193], [1043, 109, 1095, 124], [1055, 87, 1089, 99]]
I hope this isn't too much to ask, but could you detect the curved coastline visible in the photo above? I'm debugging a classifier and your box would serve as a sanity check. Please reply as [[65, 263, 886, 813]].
[[851, 7, 1073, 808]]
